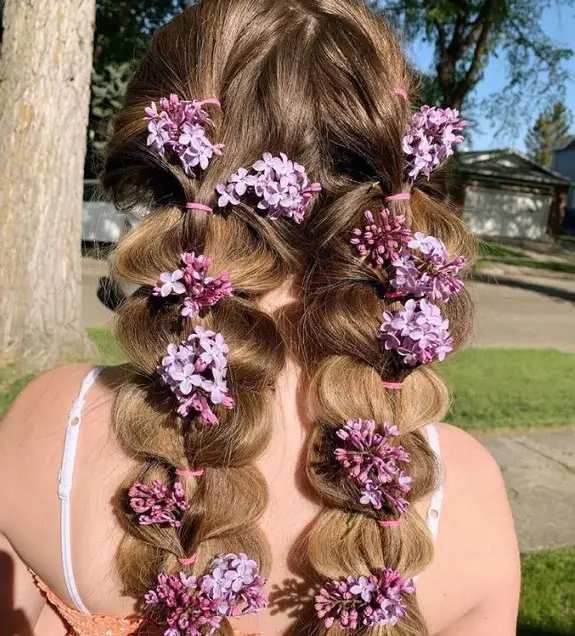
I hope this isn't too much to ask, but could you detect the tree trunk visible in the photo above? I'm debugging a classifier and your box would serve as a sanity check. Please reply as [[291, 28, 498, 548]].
[[0, 0, 96, 373]]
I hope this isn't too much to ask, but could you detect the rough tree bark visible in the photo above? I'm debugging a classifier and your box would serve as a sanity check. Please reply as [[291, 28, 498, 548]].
[[0, 0, 97, 372]]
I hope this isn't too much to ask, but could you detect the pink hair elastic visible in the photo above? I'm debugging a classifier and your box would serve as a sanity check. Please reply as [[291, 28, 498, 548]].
[[186, 202, 213, 213], [385, 193, 411, 203], [198, 98, 221, 108], [378, 519, 403, 528], [382, 381, 403, 390], [176, 468, 205, 478], [394, 87, 408, 100], [178, 554, 197, 566]]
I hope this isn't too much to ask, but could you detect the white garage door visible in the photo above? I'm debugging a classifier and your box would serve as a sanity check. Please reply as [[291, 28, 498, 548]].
[[463, 186, 552, 239]]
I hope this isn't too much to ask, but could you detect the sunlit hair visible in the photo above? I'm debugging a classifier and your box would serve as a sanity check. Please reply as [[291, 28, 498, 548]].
[[101, 1, 475, 634]]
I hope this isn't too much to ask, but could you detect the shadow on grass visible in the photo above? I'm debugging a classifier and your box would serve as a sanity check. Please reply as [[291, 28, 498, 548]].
[[517, 626, 574, 636], [472, 272, 575, 304]]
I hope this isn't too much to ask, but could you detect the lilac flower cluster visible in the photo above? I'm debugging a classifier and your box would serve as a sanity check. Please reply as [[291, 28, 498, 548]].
[[315, 568, 415, 630], [350, 209, 411, 267], [402, 106, 467, 180], [350, 200, 466, 366], [145, 94, 225, 176], [216, 152, 322, 224], [334, 419, 412, 514], [201, 553, 268, 617], [390, 233, 466, 302], [379, 299, 454, 367], [128, 479, 189, 528], [153, 253, 233, 319], [351, 212, 465, 305], [157, 326, 234, 424], [145, 553, 267, 636]]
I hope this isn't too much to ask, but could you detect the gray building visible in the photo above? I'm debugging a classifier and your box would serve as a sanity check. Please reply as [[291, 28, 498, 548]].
[[458, 149, 572, 239], [551, 136, 575, 234]]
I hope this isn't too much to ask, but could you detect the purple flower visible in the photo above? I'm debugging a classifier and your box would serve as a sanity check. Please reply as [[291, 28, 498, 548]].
[[147, 118, 170, 155], [379, 299, 454, 367], [334, 419, 412, 514], [350, 206, 466, 303], [349, 576, 377, 603], [144, 94, 225, 176], [315, 568, 414, 629], [390, 234, 466, 303], [403, 106, 467, 180], [217, 152, 321, 224], [202, 553, 267, 617], [216, 183, 240, 208], [128, 479, 189, 528], [154, 270, 187, 298], [157, 326, 235, 424], [145, 554, 267, 636], [350, 208, 412, 267], [153, 253, 233, 318], [229, 167, 257, 196]]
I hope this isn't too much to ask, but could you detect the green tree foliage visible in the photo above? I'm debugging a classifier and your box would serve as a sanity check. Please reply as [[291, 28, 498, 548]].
[[525, 101, 573, 167], [87, 0, 196, 175], [377, 0, 574, 130]]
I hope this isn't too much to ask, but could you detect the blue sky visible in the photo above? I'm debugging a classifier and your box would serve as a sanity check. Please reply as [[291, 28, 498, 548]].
[[404, 4, 575, 151]]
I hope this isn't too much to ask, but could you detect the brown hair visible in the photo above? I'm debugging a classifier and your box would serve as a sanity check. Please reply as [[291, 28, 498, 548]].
[[101, 1, 475, 634]]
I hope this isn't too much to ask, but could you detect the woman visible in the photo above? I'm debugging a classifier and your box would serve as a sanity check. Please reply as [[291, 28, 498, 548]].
[[0, 1, 520, 635]]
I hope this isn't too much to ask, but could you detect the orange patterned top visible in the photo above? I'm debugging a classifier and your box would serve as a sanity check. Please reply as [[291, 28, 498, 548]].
[[32, 571, 262, 636]]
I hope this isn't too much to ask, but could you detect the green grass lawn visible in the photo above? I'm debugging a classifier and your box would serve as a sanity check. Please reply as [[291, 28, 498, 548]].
[[0, 328, 125, 417], [518, 548, 575, 636], [440, 348, 575, 432], [87, 326, 125, 365], [3, 332, 574, 432], [477, 257, 575, 275], [478, 240, 526, 259], [476, 240, 575, 275], [72, 332, 575, 433], [0, 367, 35, 419]]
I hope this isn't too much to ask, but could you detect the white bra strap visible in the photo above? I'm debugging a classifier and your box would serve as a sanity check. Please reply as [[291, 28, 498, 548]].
[[425, 424, 444, 542], [57, 367, 103, 615]]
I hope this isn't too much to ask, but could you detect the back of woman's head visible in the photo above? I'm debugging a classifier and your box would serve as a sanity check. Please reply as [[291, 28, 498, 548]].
[[101, 1, 475, 634]]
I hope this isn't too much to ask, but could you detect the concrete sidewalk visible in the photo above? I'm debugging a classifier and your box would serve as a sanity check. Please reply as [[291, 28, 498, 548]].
[[82, 257, 114, 329], [479, 430, 575, 552]]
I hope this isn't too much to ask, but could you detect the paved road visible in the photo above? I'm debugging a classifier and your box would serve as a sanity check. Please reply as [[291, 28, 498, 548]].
[[471, 273, 575, 353], [83, 258, 575, 353]]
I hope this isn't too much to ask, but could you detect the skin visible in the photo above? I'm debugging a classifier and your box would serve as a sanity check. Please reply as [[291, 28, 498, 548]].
[[0, 292, 521, 636]]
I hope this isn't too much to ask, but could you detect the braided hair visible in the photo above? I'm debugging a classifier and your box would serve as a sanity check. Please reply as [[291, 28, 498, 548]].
[[101, 1, 475, 634]]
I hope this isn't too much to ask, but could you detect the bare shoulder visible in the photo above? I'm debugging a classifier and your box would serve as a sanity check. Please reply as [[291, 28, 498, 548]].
[[0, 364, 95, 527], [436, 422, 505, 492], [419, 423, 521, 635], [435, 422, 518, 554], [0, 363, 93, 436]]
